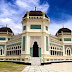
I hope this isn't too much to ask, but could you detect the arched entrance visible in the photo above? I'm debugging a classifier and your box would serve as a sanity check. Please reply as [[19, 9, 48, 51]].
[[33, 41, 39, 57]]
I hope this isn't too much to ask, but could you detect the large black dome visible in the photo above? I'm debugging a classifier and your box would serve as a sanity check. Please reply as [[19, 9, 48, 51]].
[[0, 27, 13, 33], [23, 11, 48, 18], [56, 28, 71, 36], [57, 28, 71, 33]]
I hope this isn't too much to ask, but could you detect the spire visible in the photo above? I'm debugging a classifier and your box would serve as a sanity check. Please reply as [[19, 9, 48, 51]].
[[63, 24, 64, 28], [6, 24, 7, 27], [35, 7, 36, 11]]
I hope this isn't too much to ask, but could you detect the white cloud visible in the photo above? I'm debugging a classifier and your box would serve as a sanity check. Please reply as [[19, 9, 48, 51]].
[[0, 18, 22, 34], [0, 1, 17, 18], [49, 22, 63, 35], [49, 18, 72, 35], [0, 0, 49, 35], [0, 0, 72, 36], [16, 0, 49, 12]]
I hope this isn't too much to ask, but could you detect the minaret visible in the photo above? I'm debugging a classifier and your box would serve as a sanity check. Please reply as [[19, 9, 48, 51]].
[[21, 10, 50, 58], [63, 24, 64, 28], [6, 24, 7, 27], [35, 7, 36, 11]]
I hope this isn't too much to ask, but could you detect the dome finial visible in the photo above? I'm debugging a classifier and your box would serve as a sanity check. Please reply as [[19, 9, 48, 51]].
[[6, 24, 7, 27], [63, 24, 64, 28], [35, 7, 36, 11]]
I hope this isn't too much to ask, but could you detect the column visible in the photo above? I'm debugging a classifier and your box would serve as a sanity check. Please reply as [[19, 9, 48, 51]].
[[11, 51, 12, 55], [42, 12, 45, 19], [6, 51, 7, 56], [8, 51, 9, 56], [27, 11, 29, 18], [54, 51, 55, 56], [9, 51, 10, 55], [56, 51, 57, 56], [19, 50, 20, 55], [10, 51, 11, 55], [58, 52, 59, 56], [17, 50, 18, 55], [16, 50, 17, 55], [12, 51, 13, 55], [57, 52, 58, 56], [15, 50, 16, 55], [19, 50, 21, 55]]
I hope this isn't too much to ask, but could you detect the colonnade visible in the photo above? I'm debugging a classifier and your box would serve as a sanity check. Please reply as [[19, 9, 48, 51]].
[[50, 50, 63, 56], [7, 50, 21, 56], [50, 46, 63, 56], [6, 45, 21, 56]]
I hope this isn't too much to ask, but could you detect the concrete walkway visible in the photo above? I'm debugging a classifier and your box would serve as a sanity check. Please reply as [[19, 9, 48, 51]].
[[21, 66, 56, 72]]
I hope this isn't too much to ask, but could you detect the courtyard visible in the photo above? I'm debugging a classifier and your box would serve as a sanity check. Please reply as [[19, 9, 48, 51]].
[[44, 62, 72, 72], [0, 62, 72, 72]]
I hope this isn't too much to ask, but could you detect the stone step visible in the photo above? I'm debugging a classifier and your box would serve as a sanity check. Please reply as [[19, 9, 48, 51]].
[[30, 57, 41, 66]]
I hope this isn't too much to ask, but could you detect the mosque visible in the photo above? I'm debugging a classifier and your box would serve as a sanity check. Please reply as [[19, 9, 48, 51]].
[[0, 10, 72, 64]]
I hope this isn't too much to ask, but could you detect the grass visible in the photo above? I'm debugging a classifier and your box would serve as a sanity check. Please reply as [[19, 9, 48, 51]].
[[0, 62, 27, 72]]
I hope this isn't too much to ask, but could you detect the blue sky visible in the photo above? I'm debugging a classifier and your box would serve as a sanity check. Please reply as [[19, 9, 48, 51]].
[[0, 0, 72, 35]]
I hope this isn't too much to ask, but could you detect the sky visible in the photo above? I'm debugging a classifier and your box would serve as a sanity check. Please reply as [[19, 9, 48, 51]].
[[0, 0, 72, 35]]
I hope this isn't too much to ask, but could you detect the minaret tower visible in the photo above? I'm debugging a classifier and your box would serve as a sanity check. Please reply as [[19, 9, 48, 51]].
[[21, 9, 50, 63]]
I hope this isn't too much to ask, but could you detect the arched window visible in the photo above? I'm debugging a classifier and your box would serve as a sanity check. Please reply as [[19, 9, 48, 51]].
[[20, 46, 21, 48], [14, 47, 15, 49], [67, 50, 68, 55], [16, 47, 17, 49], [12, 47, 13, 49], [18, 46, 19, 49], [66, 48, 71, 56]]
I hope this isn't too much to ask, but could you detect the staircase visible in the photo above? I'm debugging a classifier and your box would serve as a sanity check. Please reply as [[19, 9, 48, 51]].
[[30, 57, 41, 66]]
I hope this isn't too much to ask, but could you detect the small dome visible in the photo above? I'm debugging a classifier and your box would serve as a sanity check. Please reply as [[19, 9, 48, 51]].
[[23, 11, 48, 18], [0, 27, 13, 33], [56, 28, 71, 36]]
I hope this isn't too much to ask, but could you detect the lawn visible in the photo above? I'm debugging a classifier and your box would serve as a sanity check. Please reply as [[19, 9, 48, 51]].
[[0, 62, 27, 72]]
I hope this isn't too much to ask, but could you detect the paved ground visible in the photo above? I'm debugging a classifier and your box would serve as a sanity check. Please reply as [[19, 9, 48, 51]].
[[21, 66, 56, 72]]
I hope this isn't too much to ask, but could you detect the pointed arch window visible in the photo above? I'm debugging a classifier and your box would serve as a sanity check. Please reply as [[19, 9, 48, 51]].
[[66, 48, 71, 56]]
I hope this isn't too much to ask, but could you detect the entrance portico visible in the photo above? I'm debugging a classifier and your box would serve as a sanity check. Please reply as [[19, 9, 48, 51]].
[[33, 41, 39, 57], [30, 36, 41, 57], [30, 42, 41, 57]]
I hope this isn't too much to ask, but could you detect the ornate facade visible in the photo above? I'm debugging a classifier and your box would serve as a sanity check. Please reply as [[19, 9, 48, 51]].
[[0, 10, 72, 63]]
